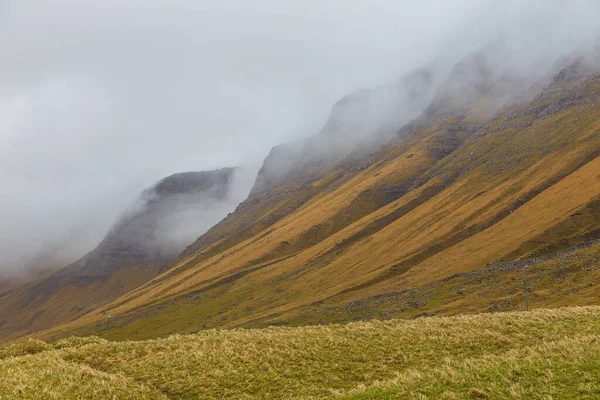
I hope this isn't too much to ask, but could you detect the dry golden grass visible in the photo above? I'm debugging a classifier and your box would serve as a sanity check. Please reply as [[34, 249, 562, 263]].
[[1, 352, 166, 399], [2, 306, 600, 399]]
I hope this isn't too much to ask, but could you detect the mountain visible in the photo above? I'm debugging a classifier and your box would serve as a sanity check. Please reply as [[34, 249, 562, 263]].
[[22, 47, 598, 343], [3, 46, 600, 344], [0, 168, 238, 342]]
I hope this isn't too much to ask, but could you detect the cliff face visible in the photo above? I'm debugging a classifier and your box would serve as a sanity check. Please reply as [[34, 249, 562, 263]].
[[63, 168, 236, 278], [0, 168, 238, 342]]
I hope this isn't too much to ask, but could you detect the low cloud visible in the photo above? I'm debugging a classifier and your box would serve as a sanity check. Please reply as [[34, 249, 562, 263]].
[[1, 0, 599, 275]]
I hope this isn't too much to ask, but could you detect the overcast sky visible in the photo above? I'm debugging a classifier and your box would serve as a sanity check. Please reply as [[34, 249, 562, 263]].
[[1, 0, 599, 275]]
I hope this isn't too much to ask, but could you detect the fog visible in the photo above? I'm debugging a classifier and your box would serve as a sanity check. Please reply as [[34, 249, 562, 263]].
[[150, 169, 256, 257], [1, 0, 599, 275]]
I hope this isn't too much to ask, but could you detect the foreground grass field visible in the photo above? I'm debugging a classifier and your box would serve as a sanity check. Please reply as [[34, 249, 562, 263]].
[[2, 306, 600, 399]]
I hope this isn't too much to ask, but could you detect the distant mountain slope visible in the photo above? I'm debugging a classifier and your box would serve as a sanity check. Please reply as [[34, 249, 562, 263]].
[[0, 168, 238, 342]]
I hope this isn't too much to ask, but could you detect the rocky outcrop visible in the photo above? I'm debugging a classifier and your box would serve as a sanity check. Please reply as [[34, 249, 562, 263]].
[[59, 168, 237, 279]]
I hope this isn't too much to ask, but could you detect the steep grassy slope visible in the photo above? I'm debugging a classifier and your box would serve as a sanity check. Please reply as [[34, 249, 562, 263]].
[[280, 239, 600, 326], [31, 63, 600, 342], [2, 306, 600, 399]]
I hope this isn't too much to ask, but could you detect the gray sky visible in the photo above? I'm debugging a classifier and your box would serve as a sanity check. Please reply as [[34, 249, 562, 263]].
[[1, 0, 599, 275]]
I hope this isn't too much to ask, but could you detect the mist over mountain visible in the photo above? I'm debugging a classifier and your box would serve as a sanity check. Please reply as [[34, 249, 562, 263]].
[[61, 168, 239, 278], [0, 167, 250, 340], [252, 67, 440, 193], [51, 48, 600, 347], [5, 3, 600, 399], [2, 0, 600, 276], [252, 37, 600, 196]]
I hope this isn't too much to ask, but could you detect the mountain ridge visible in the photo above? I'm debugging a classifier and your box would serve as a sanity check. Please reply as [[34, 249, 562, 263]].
[[3, 46, 600, 344], [23, 50, 600, 343]]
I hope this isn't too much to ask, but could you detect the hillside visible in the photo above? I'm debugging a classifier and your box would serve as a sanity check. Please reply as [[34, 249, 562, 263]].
[[0, 168, 237, 343], [2, 306, 600, 399], [27, 50, 600, 343]]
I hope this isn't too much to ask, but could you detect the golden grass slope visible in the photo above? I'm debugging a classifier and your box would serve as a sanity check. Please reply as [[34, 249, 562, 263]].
[[30, 74, 600, 343], [2, 306, 600, 399], [0, 263, 163, 344]]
